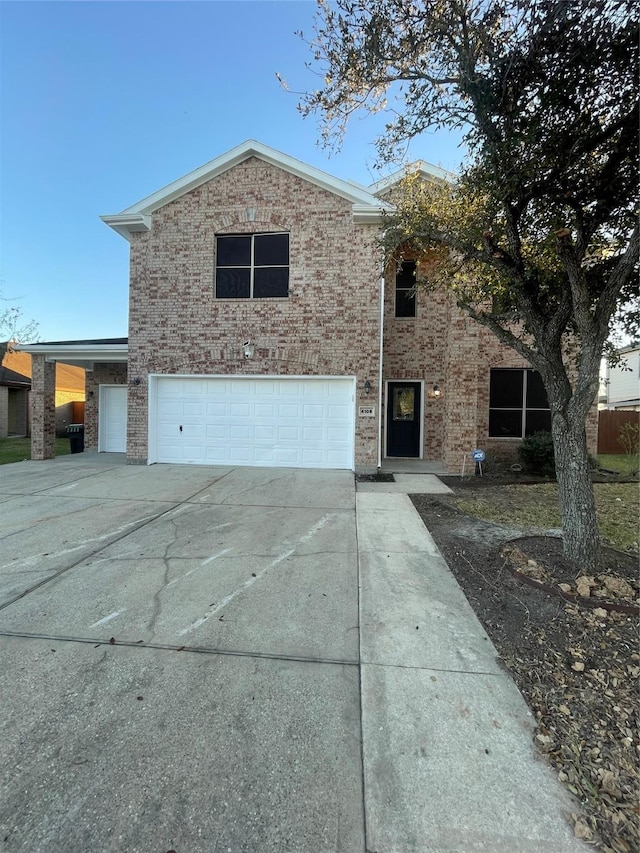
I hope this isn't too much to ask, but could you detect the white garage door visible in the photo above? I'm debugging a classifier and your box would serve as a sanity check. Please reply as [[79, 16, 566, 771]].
[[151, 376, 355, 469]]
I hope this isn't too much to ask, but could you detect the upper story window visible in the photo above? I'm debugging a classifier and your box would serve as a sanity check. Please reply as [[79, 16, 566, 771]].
[[489, 368, 551, 438], [395, 260, 416, 317], [216, 233, 289, 299]]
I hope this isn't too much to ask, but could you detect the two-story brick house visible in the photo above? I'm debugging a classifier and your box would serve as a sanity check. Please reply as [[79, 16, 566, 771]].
[[24, 140, 593, 472]]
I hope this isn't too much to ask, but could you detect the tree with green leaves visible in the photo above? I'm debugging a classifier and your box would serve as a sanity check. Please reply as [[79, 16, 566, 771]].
[[298, 0, 639, 570]]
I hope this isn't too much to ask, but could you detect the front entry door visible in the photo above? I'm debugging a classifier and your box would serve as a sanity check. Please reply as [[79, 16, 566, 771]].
[[386, 382, 421, 457]]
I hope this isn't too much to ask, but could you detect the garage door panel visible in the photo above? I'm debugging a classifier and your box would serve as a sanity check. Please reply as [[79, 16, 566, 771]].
[[206, 424, 227, 440], [153, 377, 354, 469], [230, 402, 251, 417], [255, 426, 276, 440]]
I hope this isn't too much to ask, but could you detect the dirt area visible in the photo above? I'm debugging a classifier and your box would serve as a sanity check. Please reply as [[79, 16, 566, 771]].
[[411, 479, 639, 853]]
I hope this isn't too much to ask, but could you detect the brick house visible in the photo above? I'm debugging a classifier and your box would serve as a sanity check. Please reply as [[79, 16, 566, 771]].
[[22, 140, 596, 472]]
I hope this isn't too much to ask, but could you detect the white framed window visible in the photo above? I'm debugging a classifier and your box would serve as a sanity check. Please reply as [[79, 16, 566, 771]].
[[489, 368, 551, 438], [215, 232, 289, 299]]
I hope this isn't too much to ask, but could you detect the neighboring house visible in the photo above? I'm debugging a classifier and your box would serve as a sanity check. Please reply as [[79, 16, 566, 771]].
[[0, 349, 86, 438], [0, 360, 30, 438], [21, 140, 597, 471], [601, 346, 640, 411]]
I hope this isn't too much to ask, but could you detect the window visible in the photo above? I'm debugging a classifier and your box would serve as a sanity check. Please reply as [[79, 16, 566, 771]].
[[216, 233, 289, 299], [489, 369, 551, 438], [395, 260, 416, 317]]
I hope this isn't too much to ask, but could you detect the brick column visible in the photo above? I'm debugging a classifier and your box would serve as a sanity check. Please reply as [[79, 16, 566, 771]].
[[30, 355, 56, 460]]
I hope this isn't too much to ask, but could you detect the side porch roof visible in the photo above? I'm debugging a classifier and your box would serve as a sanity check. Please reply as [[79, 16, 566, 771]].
[[17, 338, 128, 369]]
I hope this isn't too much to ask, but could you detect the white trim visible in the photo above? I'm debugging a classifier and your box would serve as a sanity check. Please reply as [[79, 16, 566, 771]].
[[17, 342, 128, 366], [147, 373, 357, 469], [383, 379, 424, 459], [99, 213, 151, 239], [101, 141, 393, 239], [369, 162, 455, 197]]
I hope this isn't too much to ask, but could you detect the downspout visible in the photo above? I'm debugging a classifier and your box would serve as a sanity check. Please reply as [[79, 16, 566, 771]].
[[377, 270, 385, 470]]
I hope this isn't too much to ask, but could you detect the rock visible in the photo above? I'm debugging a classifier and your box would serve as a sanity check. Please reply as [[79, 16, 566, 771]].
[[592, 607, 608, 618], [576, 582, 591, 597], [600, 575, 634, 599], [559, 582, 572, 593], [571, 661, 585, 672]]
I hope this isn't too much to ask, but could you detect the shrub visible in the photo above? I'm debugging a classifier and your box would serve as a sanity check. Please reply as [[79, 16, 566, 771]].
[[517, 431, 555, 476], [617, 421, 640, 458]]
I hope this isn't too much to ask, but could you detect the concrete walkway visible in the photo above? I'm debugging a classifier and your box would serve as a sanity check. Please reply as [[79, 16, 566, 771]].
[[0, 456, 585, 852]]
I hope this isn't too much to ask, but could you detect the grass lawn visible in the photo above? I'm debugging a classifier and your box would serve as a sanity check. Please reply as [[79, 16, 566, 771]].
[[0, 436, 71, 465], [597, 452, 639, 476], [456, 482, 639, 553]]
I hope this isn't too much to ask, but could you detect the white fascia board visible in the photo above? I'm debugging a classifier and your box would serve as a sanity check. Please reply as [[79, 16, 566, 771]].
[[368, 161, 455, 197], [18, 344, 128, 364], [99, 213, 151, 240], [352, 203, 395, 224], [100, 140, 394, 239]]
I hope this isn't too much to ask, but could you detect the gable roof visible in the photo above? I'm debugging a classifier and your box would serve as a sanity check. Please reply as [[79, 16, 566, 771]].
[[368, 161, 455, 198], [101, 140, 393, 239]]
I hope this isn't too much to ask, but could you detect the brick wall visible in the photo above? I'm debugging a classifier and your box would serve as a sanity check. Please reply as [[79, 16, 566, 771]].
[[127, 157, 382, 467], [30, 356, 56, 459], [382, 262, 598, 473]]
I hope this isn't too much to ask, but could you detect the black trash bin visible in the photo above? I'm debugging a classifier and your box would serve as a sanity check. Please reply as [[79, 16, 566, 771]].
[[66, 423, 85, 454]]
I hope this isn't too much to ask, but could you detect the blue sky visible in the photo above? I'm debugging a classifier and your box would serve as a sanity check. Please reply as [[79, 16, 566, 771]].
[[1, 1, 465, 343]]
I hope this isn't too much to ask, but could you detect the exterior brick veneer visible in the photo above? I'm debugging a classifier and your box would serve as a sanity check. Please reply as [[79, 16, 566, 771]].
[[126, 157, 381, 468], [25, 148, 599, 471], [30, 356, 56, 459], [383, 257, 598, 473]]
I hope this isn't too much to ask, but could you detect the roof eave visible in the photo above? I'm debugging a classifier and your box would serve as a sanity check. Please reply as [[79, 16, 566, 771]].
[[100, 141, 393, 240], [100, 213, 152, 241], [351, 204, 394, 224], [17, 343, 129, 364]]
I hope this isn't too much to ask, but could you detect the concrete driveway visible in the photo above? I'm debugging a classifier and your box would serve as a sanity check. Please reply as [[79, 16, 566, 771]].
[[0, 455, 584, 853]]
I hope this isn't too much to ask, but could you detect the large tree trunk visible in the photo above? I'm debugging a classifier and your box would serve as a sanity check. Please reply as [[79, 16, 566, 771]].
[[551, 413, 600, 572]]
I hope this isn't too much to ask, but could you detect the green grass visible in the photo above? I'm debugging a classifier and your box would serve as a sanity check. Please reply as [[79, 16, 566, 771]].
[[0, 436, 72, 465], [456, 482, 639, 553], [597, 453, 639, 476]]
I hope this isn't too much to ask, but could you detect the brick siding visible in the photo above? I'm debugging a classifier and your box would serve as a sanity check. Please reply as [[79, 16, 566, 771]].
[[30, 356, 56, 459], [127, 157, 381, 468]]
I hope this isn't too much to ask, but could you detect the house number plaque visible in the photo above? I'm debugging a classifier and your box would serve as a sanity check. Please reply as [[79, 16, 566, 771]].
[[358, 406, 375, 417]]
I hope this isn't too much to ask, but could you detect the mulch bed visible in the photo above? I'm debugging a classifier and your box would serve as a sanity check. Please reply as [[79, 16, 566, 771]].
[[411, 488, 639, 853]]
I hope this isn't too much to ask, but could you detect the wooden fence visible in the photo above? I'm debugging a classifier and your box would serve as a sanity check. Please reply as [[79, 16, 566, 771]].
[[597, 409, 640, 453]]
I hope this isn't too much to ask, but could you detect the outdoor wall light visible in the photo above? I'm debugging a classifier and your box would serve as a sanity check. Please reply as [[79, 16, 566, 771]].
[[428, 383, 442, 399], [243, 340, 255, 359], [132, 377, 142, 386], [364, 379, 372, 395]]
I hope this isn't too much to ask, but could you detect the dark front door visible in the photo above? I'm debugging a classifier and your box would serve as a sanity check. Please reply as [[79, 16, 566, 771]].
[[386, 382, 421, 457]]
